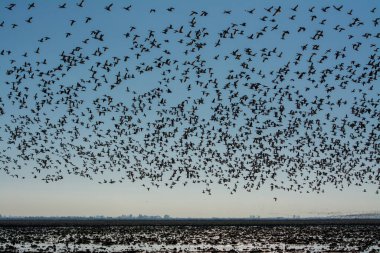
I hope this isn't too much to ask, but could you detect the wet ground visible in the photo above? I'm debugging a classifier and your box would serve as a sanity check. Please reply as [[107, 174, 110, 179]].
[[0, 220, 379, 252]]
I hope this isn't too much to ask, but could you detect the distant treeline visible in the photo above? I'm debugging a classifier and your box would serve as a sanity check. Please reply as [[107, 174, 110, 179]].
[[0, 215, 379, 221], [1, 219, 380, 228], [0, 215, 174, 220], [0, 214, 266, 220]]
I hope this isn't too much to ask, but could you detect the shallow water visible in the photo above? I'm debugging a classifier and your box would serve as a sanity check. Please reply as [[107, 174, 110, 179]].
[[0, 224, 379, 252]]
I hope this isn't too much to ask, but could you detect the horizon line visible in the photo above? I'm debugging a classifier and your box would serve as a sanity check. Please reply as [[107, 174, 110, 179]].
[[1, 213, 380, 220]]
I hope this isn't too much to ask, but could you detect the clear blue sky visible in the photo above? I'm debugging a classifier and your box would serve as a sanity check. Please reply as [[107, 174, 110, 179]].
[[0, 0, 379, 217]]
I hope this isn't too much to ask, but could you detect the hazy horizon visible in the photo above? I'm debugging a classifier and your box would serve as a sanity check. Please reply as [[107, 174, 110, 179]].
[[1, 174, 379, 218]]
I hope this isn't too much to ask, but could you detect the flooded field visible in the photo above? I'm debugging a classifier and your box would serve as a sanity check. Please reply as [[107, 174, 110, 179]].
[[0, 220, 379, 252]]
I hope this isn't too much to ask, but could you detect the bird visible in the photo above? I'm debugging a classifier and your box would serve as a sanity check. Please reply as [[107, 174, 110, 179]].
[[105, 3, 113, 11], [77, 0, 85, 8], [5, 3, 16, 11], [0, 2, 378, 197], [123, 5, 132, 11], [28, 3, 36, 10]]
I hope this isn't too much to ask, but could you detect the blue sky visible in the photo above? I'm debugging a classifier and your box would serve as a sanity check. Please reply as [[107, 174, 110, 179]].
[[0, 0, 379, 217]]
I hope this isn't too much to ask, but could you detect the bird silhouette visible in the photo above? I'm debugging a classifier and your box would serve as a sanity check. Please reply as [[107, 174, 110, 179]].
[[0, 2, 378, 197]]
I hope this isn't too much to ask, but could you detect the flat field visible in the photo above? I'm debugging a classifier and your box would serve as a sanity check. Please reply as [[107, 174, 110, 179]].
[[0, 219, 379, 252]]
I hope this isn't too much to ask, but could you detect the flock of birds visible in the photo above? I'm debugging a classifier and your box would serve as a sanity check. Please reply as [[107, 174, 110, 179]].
[[0, 1, 379, 195]]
